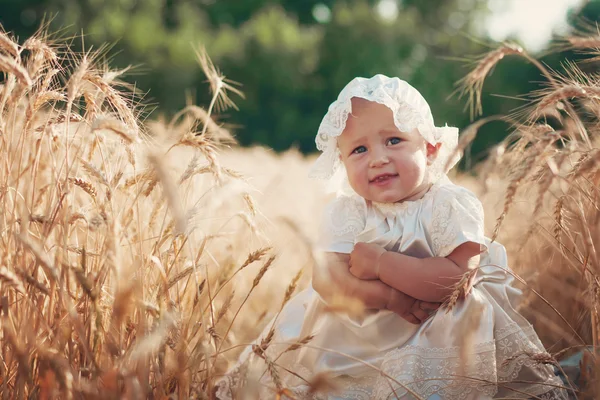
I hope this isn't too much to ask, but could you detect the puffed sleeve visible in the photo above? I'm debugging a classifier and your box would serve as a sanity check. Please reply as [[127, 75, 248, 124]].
[[429, 185, 487, 257], [317, 195, 367, 254]]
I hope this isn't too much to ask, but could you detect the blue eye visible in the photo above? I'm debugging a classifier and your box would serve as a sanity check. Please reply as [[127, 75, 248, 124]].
[[352, 146, 367, 154], [387, 137, 402, 145]]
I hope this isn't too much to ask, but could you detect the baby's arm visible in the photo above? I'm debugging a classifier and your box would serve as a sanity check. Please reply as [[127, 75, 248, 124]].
[[312, 252, 439, 323], [347, 187, 485, 303], [375, 242, 481, 302]]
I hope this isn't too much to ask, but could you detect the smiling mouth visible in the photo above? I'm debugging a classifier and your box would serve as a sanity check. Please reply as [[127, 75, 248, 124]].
[[369, 173, 399, 183]]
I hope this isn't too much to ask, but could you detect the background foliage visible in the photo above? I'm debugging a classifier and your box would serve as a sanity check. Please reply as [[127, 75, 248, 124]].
[[1, 0, 598, 156]]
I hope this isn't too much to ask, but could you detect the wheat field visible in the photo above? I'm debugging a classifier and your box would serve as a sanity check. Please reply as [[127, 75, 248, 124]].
[[0, 25, 599, 398]]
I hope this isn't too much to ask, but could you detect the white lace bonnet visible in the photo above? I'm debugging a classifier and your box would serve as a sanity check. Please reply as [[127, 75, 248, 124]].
[[309, 74, 461, 184]]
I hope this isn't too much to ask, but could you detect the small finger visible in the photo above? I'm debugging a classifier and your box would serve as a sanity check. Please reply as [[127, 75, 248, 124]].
[[403, 313, 420, 325], [412, 309, 429, 322]]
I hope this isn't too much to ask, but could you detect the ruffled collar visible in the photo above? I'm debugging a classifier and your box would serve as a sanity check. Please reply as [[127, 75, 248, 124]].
[[370, 181, 441, 218]]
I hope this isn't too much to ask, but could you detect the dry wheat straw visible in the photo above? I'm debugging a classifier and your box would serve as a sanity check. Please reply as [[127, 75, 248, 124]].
[[83, 71, 139, 131], [195, 46, 244, 113], [12, 22, 595, 399], [281, 269, 303, 309], [0, 266, 26, 293], [242, 192, 257, 217], [537, 85, 600, 111], [172, 105, 236, 143], [16, 270, 50, 295], [80, 158, 110, 187], [16, 233, 59, 281], [282, 334, 314, 354], [215, 290, 235, 325], [92, 116, 139, 144], [23, 37, 58, 63], [31, 90, 65, 112], [0, 53, 32, 87], [0, 28, 270, 399], [166, 266, 194, 291], [69, 177, 97, 199], [214, 255, 276, 369], [457, 44, 523, 118], [560, 20, 600, 53], [149, 152, 186, 235], [67, 57, 89, 102], [0, 31, 19, 57], [568, 36, 600, 48]]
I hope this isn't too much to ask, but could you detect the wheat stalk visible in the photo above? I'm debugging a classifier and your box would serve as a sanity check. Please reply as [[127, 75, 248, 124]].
[[92, 116, 140, 144], [69, 177, 98, 200], [0, 266, 26, 294], [457, 43, 524, 118], [0, 53, 32, 87], [0, 31, 19, 57], [195, 46, 245, 113]]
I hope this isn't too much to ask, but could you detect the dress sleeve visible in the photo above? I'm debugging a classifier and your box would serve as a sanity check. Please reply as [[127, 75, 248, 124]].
[[429, 185, 487, 257], [318, 195, 367, 254]]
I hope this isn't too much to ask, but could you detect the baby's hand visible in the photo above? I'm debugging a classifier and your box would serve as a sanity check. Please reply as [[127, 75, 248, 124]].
[[387, 290, 440, 324], [349, 242, 386, 280], [409, 299, 440, 322]]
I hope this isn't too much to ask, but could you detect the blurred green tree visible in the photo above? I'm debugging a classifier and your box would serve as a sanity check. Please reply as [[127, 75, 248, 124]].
[[0, 0, 597, 159]]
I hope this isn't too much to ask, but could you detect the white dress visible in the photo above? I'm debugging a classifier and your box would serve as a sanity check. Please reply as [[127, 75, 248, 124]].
[[216, 179, 568, 399]]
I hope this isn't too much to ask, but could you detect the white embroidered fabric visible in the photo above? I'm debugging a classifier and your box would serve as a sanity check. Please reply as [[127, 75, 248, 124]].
[[309, 75, 461, 185], [320, 178, 487, 258], [216, 320, 568, 400], [325, 195, 367, 237], [318, 195, 367, 254], [429, 184, 486, 257], [215, 180, 569, 399]]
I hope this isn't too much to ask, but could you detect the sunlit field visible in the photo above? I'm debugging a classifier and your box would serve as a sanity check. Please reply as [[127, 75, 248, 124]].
[[0, 25, 599, 398]]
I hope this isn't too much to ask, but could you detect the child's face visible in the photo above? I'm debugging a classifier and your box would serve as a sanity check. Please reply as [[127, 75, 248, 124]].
[[337, 98, 438, 203]]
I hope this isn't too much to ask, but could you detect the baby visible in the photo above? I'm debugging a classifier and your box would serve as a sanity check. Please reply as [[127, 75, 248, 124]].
[[217, 75, 567, 400]]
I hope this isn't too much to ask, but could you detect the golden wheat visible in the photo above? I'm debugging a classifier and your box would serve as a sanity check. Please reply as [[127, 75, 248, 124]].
[[2, 20, 599, 399]]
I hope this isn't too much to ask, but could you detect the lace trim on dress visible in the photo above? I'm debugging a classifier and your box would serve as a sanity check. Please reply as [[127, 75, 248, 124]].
[[370, 182, 441, 218], [215, 321, 568, 400], [368, 321, 567, 400]]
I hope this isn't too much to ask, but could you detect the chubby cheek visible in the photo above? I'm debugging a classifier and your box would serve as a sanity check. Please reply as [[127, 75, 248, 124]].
[[344, 160, 369, 194], [397, 151, 427, 183], [404, 156, 425, 176]]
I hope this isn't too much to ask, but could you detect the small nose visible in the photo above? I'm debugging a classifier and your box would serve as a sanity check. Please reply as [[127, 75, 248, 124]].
[[369, 154, 390, 168]]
